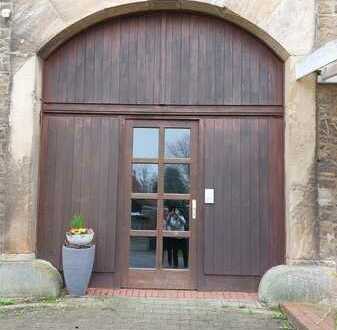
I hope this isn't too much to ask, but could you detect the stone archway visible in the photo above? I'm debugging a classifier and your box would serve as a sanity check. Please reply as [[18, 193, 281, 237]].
[[2, 0, 318, 297]]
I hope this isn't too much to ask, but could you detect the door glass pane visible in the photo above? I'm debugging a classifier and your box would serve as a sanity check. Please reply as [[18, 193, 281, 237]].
[[162, 238, 189, 269], [165, 129, 190, 158], [163, 200, 189, 231], [131, 199, 157, 230], [132, 164, 158, 193], [129, 237, 156, 268], [133, 128, 159, 159], [164, 164, 190, 194]]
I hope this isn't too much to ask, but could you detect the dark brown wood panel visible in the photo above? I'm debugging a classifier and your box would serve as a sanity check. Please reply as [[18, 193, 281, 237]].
[[37, 115, 120, 272], [43, 12, 283, 106], [202, 117, 284, 277]]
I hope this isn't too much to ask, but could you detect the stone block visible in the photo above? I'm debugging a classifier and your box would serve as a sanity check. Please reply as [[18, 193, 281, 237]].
[[258, 265, 337, 308], [0, 259, 63, 298]]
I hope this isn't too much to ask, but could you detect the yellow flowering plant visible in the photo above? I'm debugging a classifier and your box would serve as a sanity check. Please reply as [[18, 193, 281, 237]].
[[68, 215, 89, 235]]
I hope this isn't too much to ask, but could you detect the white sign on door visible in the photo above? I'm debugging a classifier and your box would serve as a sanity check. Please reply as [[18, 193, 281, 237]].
[[205, 189, 214, 204]]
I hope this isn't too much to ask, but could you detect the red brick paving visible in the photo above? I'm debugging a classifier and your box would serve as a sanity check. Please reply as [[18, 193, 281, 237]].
[[86, 288, 258, 301], [282, 303, 336, 330]]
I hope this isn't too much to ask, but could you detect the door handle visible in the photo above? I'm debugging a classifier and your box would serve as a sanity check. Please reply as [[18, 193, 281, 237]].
[[192, 199, 197, 220]]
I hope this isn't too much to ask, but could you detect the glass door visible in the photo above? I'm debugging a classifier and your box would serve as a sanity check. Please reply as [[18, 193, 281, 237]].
[[123, 120, 198, 289]]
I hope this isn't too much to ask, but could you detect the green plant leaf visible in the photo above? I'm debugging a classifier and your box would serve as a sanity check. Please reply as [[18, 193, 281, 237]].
[[69, 214, 85, 229]]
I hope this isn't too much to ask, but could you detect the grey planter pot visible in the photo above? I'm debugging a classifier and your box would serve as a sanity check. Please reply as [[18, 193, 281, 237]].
[[62, 245, 95, 296]]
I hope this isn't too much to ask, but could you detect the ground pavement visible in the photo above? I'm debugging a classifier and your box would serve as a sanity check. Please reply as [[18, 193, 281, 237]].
[[0, 296, 291, 330]]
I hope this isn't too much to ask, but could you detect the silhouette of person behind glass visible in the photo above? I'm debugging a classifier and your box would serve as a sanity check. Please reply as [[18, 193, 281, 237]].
[[165, 207, 188, 268]]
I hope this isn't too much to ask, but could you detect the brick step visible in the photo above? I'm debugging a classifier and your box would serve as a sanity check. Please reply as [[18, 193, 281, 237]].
[[87, 288, 258, 300], [281, 303, 336, 330]]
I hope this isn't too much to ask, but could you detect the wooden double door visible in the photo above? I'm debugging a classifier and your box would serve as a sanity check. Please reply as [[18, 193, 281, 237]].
[[38, 114, 284, 291], [119, 120, 198, 289]]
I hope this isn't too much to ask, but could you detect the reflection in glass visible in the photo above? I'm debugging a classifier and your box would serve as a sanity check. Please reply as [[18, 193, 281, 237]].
[[129, 237, 156, 268], [163, 200, 189, 231], [164, 164, 190, 194], [133, 128, 159, 159], [131, 199, 157, 230], [132, 164, 158, 193], [163, 238, 189, 269], [165, 129, 191, 158]]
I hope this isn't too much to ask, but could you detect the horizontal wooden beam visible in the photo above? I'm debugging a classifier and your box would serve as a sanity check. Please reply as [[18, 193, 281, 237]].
[[43, 103, 284, 116]]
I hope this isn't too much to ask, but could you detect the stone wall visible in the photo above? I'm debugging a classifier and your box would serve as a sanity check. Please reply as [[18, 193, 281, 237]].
[[0, 0, 12, 254], [317, 0, 337, 264], [317, 85, 337, 264], [317, 0, 337, 47]]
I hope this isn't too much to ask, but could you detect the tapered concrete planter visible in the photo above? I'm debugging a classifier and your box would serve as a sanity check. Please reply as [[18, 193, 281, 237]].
[[62, 245, 95, 296]]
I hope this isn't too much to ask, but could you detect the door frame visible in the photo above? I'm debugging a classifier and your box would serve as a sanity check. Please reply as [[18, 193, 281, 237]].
[[116, 117, 200, 289]]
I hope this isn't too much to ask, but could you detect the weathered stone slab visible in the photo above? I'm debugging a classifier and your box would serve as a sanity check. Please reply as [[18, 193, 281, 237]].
[[0, 259, 63, 298], [258, 265, 337, 308]]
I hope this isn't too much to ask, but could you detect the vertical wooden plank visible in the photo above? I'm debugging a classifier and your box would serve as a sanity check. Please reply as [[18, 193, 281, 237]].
[[38, 117, 57, 264], [232, 28, 242, 104], [188, 14, 199, 105], [74, 34, 86, 102], [84, 27, 96, 102], [239, 119, 251, 275], [276, 58, 284, 105], [230, 119, 241, 274], [203, 119, 215, 274], [249, 119, 261, 275], [71, 117, 84, 215], [223, 23, 233, 104], [44, 117, 58, 266], [258, 44, 269, 105], [127, 16, 138, 104], [44, 53, 58, 102], [144, 15, 155, 104], [163, 14, 174, 104], [222, 118, 233, 273], [110, 19, 121, 103], [180, 14, 191, 105], [214, 21, 225, 105], [269, 118, 285, 267], [197, 15, 208, 105], [212, 119, 225, 273], [37, 117, 48, 258], [105, 117, 120, 271], [56, 117, 75, 270], [258, 118, 270, 274], [249, 39, 260, 104], [172, 13, 183, 104], [241, 34, 251, 104], [93, 24, 105, 103], [79, 117, 92, 221], [57, 44, 69, 103], [86, 117, 101, 271], [65, 37, 77, 102], [152, 13, 162, 104], [159, 13, 167, 105], [205, 17, 216, 104], [136, 16, 146, 104], [119, 17, 130, 104], [102, 22, 113, 102]]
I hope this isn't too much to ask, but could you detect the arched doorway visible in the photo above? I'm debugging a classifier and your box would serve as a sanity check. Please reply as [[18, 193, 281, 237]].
[[38, 11, 284, 291]]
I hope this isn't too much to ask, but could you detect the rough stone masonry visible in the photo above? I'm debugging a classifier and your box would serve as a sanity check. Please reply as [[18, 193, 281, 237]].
[[0, 0, 12, 254], [317, 0, 337, 264]]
